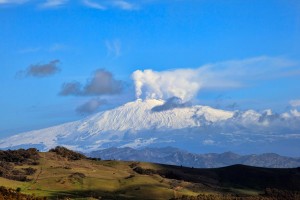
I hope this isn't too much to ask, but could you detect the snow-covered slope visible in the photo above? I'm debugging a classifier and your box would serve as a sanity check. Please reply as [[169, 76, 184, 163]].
[[0, 99, 299, 154], [0, 99, 232, 151]]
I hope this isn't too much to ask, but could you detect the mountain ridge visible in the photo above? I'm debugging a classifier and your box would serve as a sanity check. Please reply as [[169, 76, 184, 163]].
[[88, 147, 300, 168]]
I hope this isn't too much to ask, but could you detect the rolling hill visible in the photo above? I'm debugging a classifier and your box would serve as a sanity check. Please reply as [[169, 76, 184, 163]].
[[0, 147, 300, 200]]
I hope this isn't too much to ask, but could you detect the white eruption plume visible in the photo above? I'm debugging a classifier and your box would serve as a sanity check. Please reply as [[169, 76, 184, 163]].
[[132, 56, 296, 101], [132, 69, 201, 101]]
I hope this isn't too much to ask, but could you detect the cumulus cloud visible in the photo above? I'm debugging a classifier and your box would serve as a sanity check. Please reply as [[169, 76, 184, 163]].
[[16, 60, 61, 78], [76, 99, 106, 115], [59, 82, 81, 96], [223, 108, 300, 133], [152, 97, 190, 112], [132, 56, 298, 101], [258, 110, 280, 124], [59, 69, 123, 96], [291, 109, 300, 117], [290, 100, 300, 107]]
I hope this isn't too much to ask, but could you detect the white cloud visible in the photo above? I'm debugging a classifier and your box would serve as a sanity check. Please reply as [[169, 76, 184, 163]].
[[40, 0, 68, 8], [112, 0, 137, 10], [203, 139, 215, 145], [291, 109, 300, 117], [105, 39, 121, 57], [0, 0, 28, 5], [290, 100, 300, 107], [82, 0, 106, 10], [132, 56, 298, 101], [1, 0, 138, 10], [81, 0, 138, 11]]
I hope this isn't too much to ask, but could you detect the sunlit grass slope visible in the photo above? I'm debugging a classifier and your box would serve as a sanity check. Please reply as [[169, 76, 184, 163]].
[[1, 148, 300, 200]]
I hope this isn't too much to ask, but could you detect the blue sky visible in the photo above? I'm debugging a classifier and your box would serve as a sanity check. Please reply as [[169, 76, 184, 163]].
[[1, 0, 300, 137]]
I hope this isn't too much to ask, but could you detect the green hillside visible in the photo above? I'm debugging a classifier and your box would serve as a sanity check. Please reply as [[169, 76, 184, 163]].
[[1, 147, 300, 200]]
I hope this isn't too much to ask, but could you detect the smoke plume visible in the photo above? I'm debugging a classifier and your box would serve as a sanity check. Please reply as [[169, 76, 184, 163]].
[[132, 56, 297, 101]]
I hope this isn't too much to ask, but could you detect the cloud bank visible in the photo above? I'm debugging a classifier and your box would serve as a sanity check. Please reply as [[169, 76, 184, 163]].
[[290, 100, 300, 107], [132, 56, 298, 101], [60, 69, 123, 96]]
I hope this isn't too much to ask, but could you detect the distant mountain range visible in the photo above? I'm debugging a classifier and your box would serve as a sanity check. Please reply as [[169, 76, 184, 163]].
[[88, 147, 300, 168]]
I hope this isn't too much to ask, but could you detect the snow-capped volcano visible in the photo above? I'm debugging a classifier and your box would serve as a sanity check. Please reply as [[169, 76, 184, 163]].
[[83, 99, 233, 131], [0, 99, 300, 155]]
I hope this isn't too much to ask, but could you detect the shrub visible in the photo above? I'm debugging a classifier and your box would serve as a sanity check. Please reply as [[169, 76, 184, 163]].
[[49, 146, 86, 160], [0, 149, 39, 181], [0, 186, 46, 200], [87, 157, 101, 161], [23, 167, 37, 175], [0, 148, 39, 164]]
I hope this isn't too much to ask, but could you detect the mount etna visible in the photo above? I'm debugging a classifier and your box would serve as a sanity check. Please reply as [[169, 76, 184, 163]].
[[1, 98, 300, 158]]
